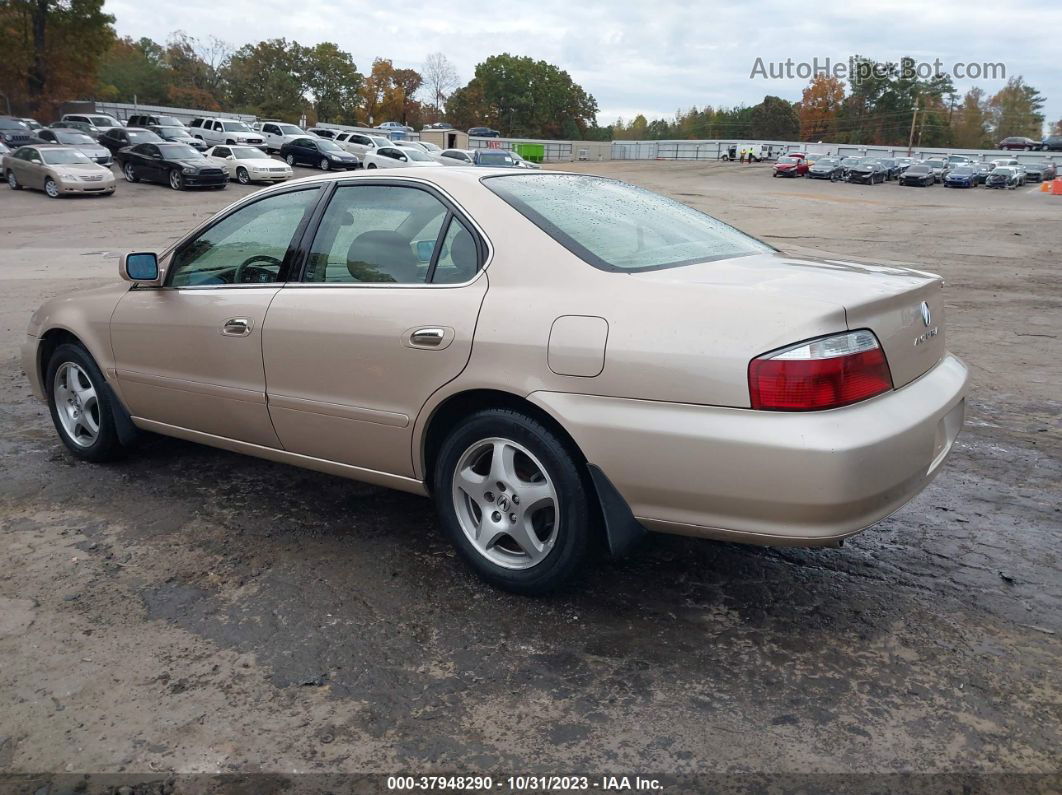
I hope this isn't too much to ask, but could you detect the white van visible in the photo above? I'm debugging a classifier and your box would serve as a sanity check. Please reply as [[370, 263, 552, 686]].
[[721, 143, 778, 162]]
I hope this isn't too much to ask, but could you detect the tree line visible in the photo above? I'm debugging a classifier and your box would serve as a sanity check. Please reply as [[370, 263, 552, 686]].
[[1, 7, 1056, 145], [612, 56, 1057, 147]]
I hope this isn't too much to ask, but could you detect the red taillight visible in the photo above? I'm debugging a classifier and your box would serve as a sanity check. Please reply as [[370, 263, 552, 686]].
[[749, 331, 893, 411]]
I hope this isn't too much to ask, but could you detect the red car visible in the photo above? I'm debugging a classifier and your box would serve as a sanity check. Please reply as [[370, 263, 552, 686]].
[[997, 137, 1040, 151], [773, 153, 808, 177]]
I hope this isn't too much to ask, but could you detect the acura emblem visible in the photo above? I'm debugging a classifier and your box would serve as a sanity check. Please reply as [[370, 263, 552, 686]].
[[919, 301, 931, 328]]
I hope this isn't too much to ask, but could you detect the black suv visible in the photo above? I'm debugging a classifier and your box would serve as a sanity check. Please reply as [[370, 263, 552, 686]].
[[468, 127, 501, 138], [127, 113, 187, 129], [0, 117, 34, 148]]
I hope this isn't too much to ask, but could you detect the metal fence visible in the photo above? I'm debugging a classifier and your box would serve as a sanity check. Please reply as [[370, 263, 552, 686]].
[[89, 101, 254, 125], [467, 137, 577, 162], [611, 139, 1058, 166]]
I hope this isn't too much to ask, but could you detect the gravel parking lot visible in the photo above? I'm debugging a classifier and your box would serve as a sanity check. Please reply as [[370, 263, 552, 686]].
[[1, 160, 1059, 791]]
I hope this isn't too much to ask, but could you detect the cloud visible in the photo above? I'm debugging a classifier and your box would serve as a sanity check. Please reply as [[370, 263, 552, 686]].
[[104, 0, 1061, 129]]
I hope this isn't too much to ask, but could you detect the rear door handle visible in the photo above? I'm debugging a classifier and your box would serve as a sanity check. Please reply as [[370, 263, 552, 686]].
[[409, 327, 445, 347], [221, 317, 253, 336]]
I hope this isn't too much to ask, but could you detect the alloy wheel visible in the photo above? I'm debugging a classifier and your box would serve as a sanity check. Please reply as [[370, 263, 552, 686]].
[[7, 171, 18, 189], [45, 178, 60, 198], [320, 158, 330, 171], [451, 437, 559, 570], [286, 154, 295, 166], [124, 163, 136, 182], [53, 362, 100, 448], [237, 167, 250, 184], [169, 170, 183, 190]]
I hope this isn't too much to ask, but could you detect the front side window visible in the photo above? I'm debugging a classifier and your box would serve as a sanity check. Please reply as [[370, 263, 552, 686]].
[[304, 185, 457, 284], [485, 174, 773, 272], [168, 189, 321, 287]]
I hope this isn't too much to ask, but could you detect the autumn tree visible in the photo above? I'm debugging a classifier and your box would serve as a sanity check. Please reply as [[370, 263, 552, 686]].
[[358, 58, 423, 126], [988, 76, 1046, 139], [799, 75, 844, 140], [951, 88, 991, 149], [0, 0, 114, 117]]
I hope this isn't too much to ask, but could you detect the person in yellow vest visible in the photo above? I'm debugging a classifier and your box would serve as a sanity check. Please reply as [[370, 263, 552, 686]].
[[739, 147, 746, 164]]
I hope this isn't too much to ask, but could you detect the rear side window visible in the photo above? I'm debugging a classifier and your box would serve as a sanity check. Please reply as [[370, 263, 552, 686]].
[[304, 185, 476, 285], [484, 174, 772, 272]]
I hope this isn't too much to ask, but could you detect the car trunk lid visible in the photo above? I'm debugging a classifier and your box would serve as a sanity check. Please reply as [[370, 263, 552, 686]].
[[632, 252, 946, 388]]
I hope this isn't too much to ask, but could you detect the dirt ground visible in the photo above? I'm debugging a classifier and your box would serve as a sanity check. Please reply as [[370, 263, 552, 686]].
[[0, 160, 1059, 792]]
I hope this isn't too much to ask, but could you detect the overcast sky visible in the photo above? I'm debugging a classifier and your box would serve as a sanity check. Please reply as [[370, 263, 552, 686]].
[[105, 0, 1060, 132]]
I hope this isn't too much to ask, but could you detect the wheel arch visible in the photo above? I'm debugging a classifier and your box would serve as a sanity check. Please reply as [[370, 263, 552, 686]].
[[36, 326, 138, 444], [418, 388, 585, 490], [416, 387, 647, 559]]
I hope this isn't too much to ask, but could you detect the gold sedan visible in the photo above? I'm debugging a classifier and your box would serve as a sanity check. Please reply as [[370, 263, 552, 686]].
[[3, 144, 116, 198]]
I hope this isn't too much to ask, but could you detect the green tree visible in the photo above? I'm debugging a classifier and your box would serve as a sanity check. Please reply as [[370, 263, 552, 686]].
[[303, 42, 361, 124], [96, 36, 168, 104], [749, 95, 799, 139], [449, 54, 598, 138], [224, 38, 307, 120]]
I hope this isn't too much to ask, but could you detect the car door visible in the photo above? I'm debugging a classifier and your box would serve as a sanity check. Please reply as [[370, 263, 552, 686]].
[[135, 144, 164, 183], [262, 180, 488, 477], [110, 185, 325, 446]]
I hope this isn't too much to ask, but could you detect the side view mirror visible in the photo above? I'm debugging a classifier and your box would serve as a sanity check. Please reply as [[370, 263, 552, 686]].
[[120, 252, 162, 285], [226, 155, 235, 160]]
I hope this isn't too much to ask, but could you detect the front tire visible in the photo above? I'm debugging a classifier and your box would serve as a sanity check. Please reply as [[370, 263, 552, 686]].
[[169, 170, 183, 191], [44, 178, 60, 198], [236, 167, 251, 185], [320, 158, 330, 171], [433, 409, 593, 595], [367, 163, 377, 169], [46, 343, 124, 462]]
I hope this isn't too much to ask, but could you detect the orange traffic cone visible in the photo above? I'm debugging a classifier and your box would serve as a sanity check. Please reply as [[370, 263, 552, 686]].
[[1053, 178, 1062, 195], [1042, 180, 1051, 192]]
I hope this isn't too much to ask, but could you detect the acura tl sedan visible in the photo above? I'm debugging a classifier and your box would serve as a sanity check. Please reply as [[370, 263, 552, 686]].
[[22, 170, 968, 594]]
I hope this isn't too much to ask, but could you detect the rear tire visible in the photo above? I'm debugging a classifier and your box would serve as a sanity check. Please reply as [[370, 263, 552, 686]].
[[7, 170, 22, 190], [433, 409, 593, 595], [46, 343, 125, 463], [123, 162, 138, 183]]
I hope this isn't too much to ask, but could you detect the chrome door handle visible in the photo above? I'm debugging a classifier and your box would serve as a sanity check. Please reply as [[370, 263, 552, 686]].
[[221, 317, 252, 336], [410, 327, 445, 346]]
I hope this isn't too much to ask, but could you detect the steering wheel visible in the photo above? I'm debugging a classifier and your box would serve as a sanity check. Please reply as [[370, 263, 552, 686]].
[[233, 254, 282, 284]]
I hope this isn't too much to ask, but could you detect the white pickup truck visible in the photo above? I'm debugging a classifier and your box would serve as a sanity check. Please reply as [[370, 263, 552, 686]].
[[187, 117, 265, 148], [251, 121, 307, 153]]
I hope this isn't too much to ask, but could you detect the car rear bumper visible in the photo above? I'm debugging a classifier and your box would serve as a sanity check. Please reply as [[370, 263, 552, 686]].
[[530, 353, 968, 546]]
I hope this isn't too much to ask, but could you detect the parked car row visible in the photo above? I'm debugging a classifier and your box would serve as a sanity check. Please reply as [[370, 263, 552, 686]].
[[773, 150, 1056, 191]]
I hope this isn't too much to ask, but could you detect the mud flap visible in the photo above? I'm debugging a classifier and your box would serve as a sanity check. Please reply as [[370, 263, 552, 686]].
[[587, 464, 648, 559], [101, 380, 139, 446]]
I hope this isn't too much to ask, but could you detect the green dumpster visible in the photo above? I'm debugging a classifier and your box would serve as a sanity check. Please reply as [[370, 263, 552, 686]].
[[513, 143, 545, 163]]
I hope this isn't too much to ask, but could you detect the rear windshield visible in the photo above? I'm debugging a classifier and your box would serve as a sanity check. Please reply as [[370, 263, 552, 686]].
[[485, 174, 773, 272]]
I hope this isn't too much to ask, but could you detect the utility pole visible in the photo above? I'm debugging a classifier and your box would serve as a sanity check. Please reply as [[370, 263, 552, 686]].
[[907, 101, 919, 157]]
